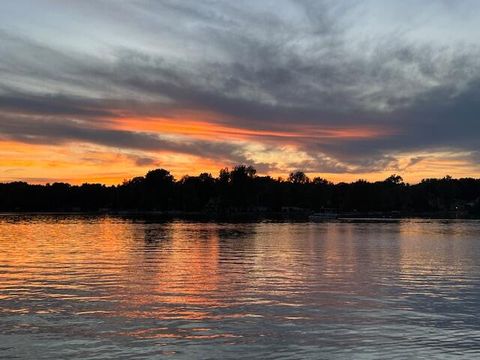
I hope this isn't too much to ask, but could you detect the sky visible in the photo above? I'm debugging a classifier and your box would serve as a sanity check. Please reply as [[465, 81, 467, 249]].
[[0, 0, 479, 184]]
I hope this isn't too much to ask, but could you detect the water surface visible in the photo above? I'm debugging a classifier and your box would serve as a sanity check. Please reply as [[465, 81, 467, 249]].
[[1, 216, 480, 359]]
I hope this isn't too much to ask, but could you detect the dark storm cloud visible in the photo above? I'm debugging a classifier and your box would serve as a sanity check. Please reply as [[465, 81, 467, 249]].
[[0, 92, 117, 118], [318, 78, 480, 165], [1, 0, 480, 173]]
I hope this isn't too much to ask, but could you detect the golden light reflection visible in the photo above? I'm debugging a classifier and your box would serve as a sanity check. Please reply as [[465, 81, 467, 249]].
[[78, 222, 225, 330], [1, 218, 477, 343]]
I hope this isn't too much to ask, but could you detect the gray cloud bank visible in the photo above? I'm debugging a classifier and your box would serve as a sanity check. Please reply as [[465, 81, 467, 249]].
[[0, 0, 479, 174]]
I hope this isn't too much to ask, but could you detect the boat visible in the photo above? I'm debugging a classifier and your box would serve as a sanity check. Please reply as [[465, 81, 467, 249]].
[[309, 209, 338, 221]]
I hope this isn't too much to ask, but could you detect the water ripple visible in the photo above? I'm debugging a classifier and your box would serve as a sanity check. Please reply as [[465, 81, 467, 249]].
[[1, 217, 480, 358]]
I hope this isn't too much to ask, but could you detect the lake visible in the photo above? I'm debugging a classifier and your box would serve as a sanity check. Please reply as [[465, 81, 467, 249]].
[[1, 216, 479, 359]]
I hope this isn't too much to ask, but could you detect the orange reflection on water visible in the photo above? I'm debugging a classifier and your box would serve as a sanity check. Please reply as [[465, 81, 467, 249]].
[[1, 215, 480, 360], [111, 222, 222, 322]]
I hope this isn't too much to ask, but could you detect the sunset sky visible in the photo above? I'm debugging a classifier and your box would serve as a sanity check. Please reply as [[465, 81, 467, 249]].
[[1, 0, 479, 184]]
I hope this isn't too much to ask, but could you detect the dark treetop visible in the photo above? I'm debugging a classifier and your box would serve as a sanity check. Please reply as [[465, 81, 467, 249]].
[[1, 166, 480, 217]]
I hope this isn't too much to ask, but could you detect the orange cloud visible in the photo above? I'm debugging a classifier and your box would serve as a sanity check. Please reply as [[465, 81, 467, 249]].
[[113, 115, 391, 143], [0, 112, 476, 185]]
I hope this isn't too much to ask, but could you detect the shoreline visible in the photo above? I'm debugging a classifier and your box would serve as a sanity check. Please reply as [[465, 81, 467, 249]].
[[0, 210, 478, 221]]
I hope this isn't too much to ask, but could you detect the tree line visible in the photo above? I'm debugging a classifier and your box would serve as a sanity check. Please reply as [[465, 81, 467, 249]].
[[1, 165, 480, 217]]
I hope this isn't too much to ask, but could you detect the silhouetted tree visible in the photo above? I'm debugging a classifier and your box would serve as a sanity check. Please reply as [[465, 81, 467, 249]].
[[0, 165, 479, 217], [144, 169, 174, 210], [288, 171, 309, 184]]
